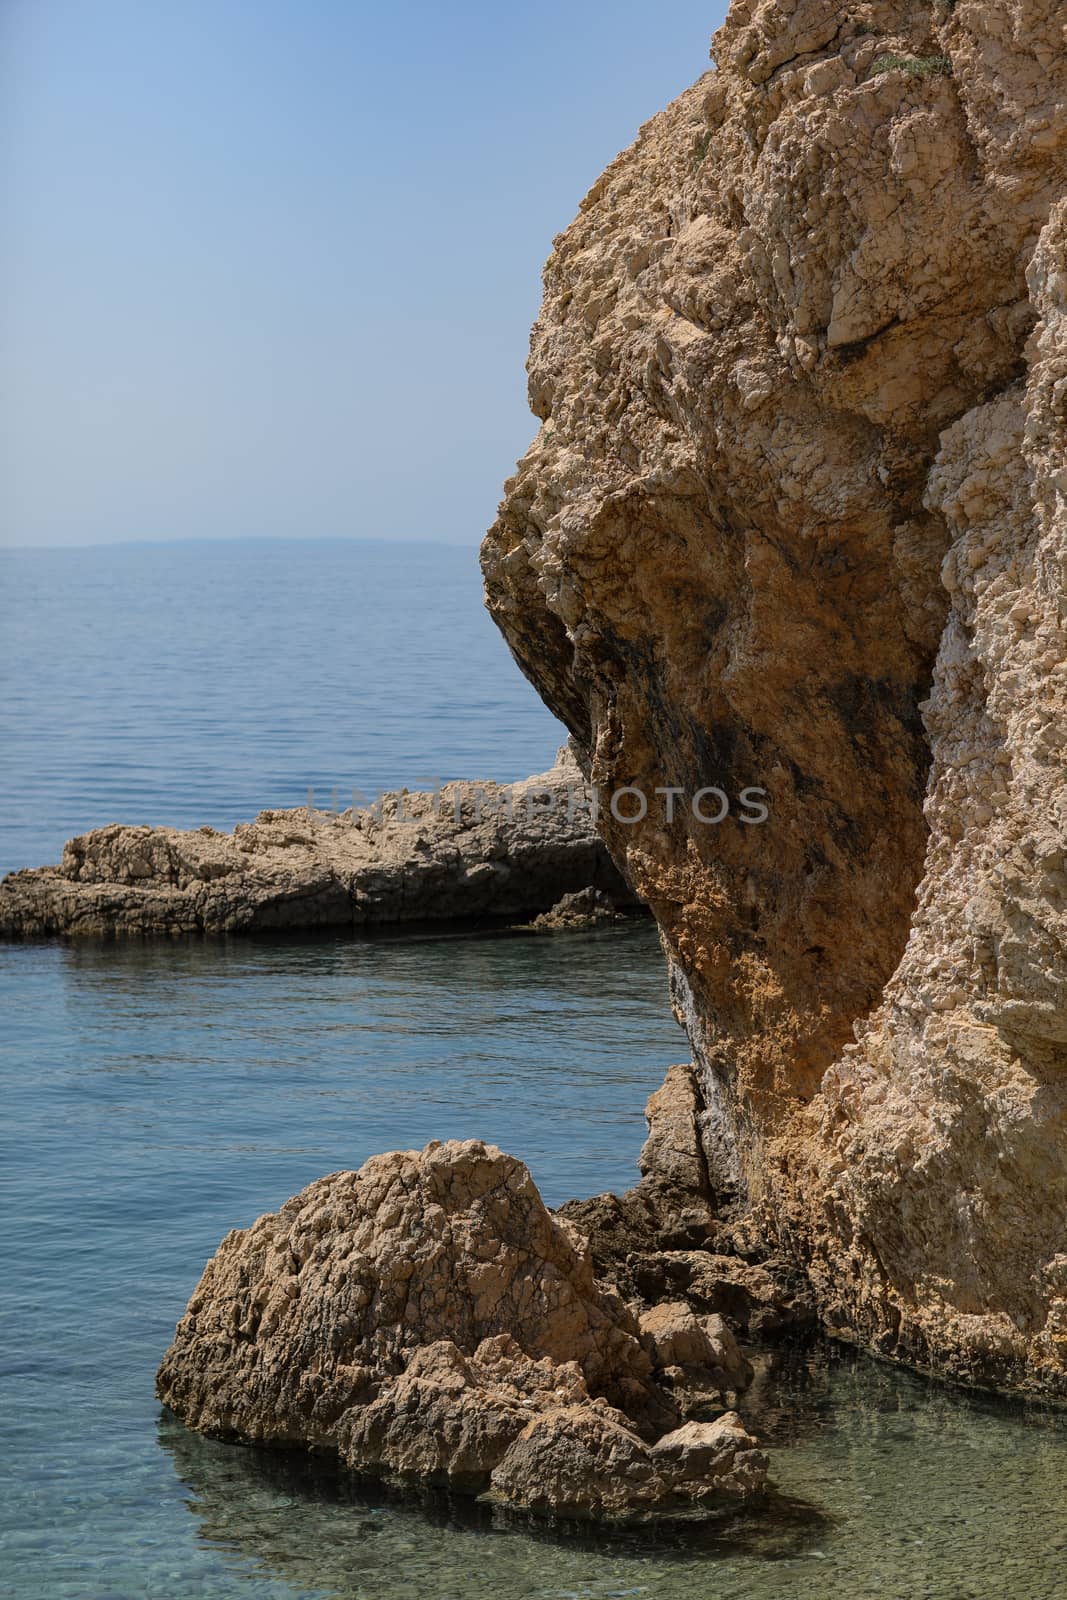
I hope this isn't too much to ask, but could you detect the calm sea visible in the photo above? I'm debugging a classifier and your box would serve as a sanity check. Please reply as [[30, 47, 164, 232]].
[[1, 538, 1065, 1600], [0, 538, 564, 877]]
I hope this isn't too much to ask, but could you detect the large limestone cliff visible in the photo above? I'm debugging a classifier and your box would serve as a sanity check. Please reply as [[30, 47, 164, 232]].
[[483, 1, 1067, 1391]]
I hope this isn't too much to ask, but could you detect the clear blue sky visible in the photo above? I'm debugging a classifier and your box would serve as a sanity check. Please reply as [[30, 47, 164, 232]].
[[2, 0, 726, 548]]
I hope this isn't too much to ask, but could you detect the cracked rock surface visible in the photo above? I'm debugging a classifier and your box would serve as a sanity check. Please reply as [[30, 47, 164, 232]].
[[157, 1138, 767, 1519], [483, 0, 1067, 1390]]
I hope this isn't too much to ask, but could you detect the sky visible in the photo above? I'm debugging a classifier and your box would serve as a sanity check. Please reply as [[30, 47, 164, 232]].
[[1, 0, 727, 549]]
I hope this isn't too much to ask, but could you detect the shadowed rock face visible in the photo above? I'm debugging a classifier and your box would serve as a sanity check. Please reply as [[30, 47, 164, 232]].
[[157, 1139, 767, 1518], [483, 1, 1067, 1390]]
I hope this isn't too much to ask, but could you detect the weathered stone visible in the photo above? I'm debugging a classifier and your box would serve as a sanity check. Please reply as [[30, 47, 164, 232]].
[[639, 1302, 752, 1394], [633, 1252, 817, 1341], [482, 0, 1067, 1392], [638, 1062, 712, 1206], [556, 1189, 672, 1289], [650, 1413, 768, 1500], [485, 1405, 657, 1519], [557, 1061, 719, 1305], [487, 1403, 765, 1519], [337, 1338, 590, 1493], [0, 750, 636, 938], [527, 887, 622, 931], [158, 1139, 765, 1518]]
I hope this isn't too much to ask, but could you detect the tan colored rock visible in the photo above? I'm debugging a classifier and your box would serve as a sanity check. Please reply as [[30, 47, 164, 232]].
[[486, 1405, 658, 1518], [158, 1139, 765, 1516], [638, 1061, 710, 1202], [487, 1404, 765, 1519], [639, 1301, 714, 1368], [338, 1338, 592, 1492], [790, 194, 1067, 1387], [557, 1062, 717, 1292], [157, 1139, 662, 1439], [650, 1413, 767, 1500], [0, 749, 635, 938], [648, 1251, 817, 1341], [485, 0, 1067, 1391], [638, 1302, 751, 1394]]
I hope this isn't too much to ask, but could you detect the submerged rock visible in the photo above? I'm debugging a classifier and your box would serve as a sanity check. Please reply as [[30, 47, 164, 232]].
[[157, 1138, 766, 1519], [0, 749, 636, 939], [482, 0, 1067, 1391]]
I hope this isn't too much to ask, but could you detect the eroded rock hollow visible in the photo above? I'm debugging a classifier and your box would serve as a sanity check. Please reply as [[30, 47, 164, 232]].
[[482, 0, 1067, 1390]]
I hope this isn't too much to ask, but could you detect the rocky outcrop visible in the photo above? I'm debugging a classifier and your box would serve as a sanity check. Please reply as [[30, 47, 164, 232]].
[[631, 1251, 817, 1342], [0, 750, 636, 938], [638, 1302, 754, 1409], [157, 1138, 766, 1518], [487, 1406, 764, 1518], [483, 2, 1067, 1391], [561, 1064, 816, 1337], [527, 886, 622, 931], [558, 1062, 718, 1281]]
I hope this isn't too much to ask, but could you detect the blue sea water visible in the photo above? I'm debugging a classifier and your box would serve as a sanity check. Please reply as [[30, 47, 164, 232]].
[[0, 538, 564, 878], [0, 923, 690, 1600], [2, 538, 1066, 1600]]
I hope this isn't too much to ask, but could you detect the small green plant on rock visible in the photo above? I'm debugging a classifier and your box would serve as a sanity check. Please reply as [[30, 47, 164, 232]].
[[692, 130, 713, 172], [870, 52, 953, 79]]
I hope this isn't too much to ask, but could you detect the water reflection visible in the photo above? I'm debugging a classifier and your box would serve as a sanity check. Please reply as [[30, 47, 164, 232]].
[[158, 1400, 832, 1600], [157, 1338, 1067, 1600], [54, 917, 667, 1011]]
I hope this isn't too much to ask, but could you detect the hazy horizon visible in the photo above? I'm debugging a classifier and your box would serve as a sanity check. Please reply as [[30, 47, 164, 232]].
[[0, 530, 494, 555], [3, 0, 728, 550]]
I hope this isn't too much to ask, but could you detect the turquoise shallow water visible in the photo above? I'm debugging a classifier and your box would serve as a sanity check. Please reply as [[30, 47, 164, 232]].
[[3, 537, 1066, 1597], [0, 922, 685, 1599], [3, 924, 1066, 1600]]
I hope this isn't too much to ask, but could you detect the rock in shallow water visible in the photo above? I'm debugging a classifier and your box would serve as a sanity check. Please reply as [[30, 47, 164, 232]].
[[157, 1138, 767, 1518], [487, 1405, 764, 1519], [638, 1303, 752, 1392], [527, 887, 623, 931]]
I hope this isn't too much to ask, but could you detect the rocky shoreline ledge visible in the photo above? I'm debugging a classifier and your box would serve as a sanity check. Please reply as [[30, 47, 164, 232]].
[[157, 1063, 812, 1522], [0, 749, 637, 939]]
